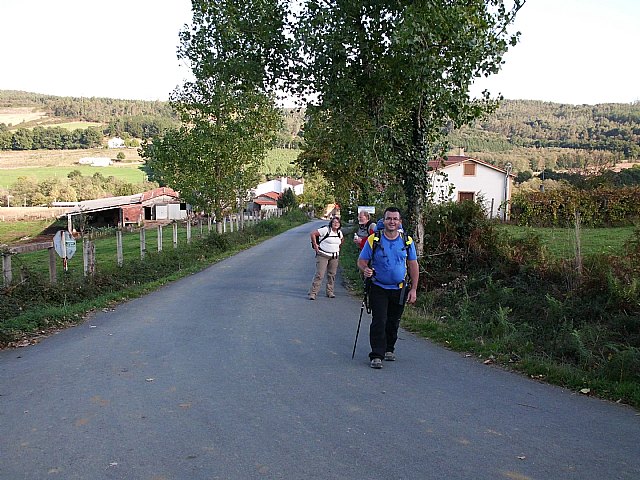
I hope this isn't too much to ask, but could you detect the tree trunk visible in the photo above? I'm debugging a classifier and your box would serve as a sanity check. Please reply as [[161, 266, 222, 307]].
[[404, 106, 428, 257], [404, 178, 424, 257]]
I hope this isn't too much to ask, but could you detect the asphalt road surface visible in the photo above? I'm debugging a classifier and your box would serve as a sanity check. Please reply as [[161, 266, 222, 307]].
[[1, 220, 639, 480]]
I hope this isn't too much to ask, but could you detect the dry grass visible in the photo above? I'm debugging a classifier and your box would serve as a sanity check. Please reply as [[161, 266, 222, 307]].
[[0, 148, 143, 168], [0, 107, 49, 126], [0, 206, 72, 223]]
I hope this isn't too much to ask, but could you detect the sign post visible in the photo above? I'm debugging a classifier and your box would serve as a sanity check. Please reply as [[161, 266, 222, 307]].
[[53, 230, 77, 272]]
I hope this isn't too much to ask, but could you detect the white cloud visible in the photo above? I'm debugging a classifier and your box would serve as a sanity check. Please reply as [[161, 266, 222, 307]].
[[0, 0, 192, 100], [1, 0, 638, 105], [471, 0, 640, 104]]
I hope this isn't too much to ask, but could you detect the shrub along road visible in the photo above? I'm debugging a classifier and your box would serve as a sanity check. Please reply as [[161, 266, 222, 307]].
[[1, 220, 639, 479]]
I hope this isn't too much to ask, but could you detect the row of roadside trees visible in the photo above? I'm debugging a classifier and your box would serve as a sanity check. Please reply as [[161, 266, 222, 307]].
[[141, 0, 525, 257]]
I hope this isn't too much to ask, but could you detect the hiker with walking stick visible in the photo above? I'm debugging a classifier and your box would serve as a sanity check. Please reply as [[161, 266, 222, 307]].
[[357, 207, 419, 369]]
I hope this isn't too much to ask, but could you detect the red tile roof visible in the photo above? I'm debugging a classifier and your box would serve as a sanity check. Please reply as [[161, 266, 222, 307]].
[[254, 198, 277, 206], [259, 192, 281, 200]]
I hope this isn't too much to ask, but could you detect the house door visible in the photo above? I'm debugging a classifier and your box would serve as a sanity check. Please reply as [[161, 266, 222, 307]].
[[458, 192, 475, 202]]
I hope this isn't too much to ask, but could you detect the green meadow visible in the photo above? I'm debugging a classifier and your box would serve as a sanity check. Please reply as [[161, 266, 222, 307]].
[[0, 164, 147, 187], [0, 148, 301, 189], [495, 224, 636, 258]]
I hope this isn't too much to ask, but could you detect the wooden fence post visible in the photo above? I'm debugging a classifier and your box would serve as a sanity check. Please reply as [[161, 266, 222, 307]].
[[173, 223, 178, 249], [89, 240, 95, 276], [116, 230, 123, 267], [199, 219, 203, 237], [49, 247, 57, 283], [83, 239, 95, 277], [140, 228, 146, 259], [157, 225, 163, 252], [208, 216, 212, 233], [2, 253, 12, 286]]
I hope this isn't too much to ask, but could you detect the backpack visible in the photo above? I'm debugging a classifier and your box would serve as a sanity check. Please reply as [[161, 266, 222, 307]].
[[355, 219, 374, 239], [311, 225, 343, 249], [367, 228, 413, 290], [368, 228, 412, 257]]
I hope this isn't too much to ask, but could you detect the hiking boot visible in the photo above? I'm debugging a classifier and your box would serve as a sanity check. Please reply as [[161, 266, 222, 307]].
[[370, 358, 383, 369], [384, 352, 396, 361]]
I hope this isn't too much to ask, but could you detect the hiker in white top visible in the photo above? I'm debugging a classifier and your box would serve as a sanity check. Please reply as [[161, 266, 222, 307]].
[[308, 217, 344, 300]]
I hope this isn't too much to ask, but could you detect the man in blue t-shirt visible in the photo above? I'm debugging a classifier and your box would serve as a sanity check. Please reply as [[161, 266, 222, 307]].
[[358, 207, 419, 369]]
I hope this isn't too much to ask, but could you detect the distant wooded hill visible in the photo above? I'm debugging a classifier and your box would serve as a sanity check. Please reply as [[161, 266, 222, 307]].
[[0, 90, 303, 151], [2, 90, 637, 172], [0, 90, 177, 122], [449, 99, 640, 173]]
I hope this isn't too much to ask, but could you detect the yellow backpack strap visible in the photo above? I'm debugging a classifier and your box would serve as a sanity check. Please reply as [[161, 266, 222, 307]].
[[367, 233, 378, 250]]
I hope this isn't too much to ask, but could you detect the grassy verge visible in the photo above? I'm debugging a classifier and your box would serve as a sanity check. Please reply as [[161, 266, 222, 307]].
[[1, 211, 309, 347], [339, 224, 640, 410]]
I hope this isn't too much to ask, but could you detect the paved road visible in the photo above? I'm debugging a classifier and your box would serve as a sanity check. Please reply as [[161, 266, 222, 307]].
[[1, 220, 639, 480]]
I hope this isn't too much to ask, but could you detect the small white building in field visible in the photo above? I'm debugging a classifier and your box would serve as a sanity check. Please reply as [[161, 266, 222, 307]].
[[78, 157, 112, 166], [429, 151, 514, 220], [107, 137, 125, 149]]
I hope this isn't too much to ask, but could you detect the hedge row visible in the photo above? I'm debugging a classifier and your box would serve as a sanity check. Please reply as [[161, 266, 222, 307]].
[[511, 187, 640, 227]]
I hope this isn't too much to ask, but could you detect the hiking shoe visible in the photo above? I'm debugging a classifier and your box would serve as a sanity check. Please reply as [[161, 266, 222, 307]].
[[370, 358, 383, 369], [309, 294, 316, 300], [384, 352, 396, 361], [327, 293, 335, 298]]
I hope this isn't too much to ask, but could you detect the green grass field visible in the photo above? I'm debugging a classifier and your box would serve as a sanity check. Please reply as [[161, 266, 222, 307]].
[[0, 164, 147, 187], [0, 148, 301, 189], [0, 218, 59, 244], [496, 224, 636, 258]]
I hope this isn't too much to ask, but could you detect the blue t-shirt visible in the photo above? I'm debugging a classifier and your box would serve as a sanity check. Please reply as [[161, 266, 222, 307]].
[[359, 232, 417, 289]]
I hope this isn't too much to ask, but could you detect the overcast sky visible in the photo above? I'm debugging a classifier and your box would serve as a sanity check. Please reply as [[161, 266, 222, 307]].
[[0, 0, 638, 105]]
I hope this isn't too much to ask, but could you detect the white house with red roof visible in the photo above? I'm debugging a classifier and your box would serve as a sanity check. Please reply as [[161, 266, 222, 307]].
[[250, 177, 304, 212], [429, 149, 514, 220]]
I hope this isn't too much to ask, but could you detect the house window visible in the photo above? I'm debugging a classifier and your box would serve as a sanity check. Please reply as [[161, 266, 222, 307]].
[[458, 192, 474, 202], [463, 162, 476, 176]]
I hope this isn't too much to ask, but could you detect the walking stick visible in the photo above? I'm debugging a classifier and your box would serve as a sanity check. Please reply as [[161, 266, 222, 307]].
[[352, 278, 371, 359]]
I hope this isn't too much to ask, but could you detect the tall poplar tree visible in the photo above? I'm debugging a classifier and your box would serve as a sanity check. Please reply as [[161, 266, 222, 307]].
[[291, 0, 524, 252], [141, 0, 290, 227]]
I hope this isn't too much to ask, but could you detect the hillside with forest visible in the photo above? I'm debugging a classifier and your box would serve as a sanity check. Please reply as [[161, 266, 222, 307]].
[[449, 100, 640, 174], [0, 90, 304, 151], [1, 90, 638, 175]]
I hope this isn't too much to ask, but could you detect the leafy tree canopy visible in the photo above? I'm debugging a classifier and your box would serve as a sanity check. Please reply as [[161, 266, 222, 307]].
[[289, 0, 523, 249], [141, 0, 290, 222]]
